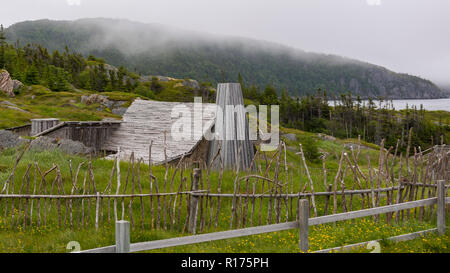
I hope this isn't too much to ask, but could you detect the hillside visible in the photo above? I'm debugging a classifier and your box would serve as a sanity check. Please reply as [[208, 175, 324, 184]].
[[437, 84, 450, 97], [5, 18, 445, 99]]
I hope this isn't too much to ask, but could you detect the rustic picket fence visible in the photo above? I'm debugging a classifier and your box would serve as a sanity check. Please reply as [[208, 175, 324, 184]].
[[0, 138, 448, 235]]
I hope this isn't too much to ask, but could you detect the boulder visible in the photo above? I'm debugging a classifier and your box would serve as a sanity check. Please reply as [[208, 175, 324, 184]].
[[0, 130, 26, 149], [317, 133, 336, 141], [344, 143, 370, 150], [282, 133, 297, 142], [30, 136, 58, 150], [12, 80, 23, 90], [81, 94, 109, 105], [0, 70, 21, 97], [182, 79, 200, 90], [81, 94, 127, 115], [57, 138, 95, 155], [30, 136, 94, 155]]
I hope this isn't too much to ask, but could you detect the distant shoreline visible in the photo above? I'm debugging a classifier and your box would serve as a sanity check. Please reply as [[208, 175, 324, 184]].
[[328, 98, 450, 112]]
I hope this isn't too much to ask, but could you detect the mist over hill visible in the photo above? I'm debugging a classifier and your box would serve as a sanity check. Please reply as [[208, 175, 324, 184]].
[[5, 18, 445, 99]]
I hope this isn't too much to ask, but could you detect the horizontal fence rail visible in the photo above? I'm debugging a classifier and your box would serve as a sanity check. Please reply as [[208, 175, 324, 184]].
[[309, 198, 437, 226], [313, 228, 439, 253]]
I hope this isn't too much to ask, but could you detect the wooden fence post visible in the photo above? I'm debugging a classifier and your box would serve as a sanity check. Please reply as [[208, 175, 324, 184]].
[[437, 180, 446, 235], [95, 192, 100, 230], [188, 168, 201, 234], [299, 199, 309, 252], [116, 220, 130, 253]]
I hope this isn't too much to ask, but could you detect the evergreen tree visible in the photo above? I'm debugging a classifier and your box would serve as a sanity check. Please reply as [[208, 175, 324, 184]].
[[260, 85, 279, 105], [25, 65, 40, 85], [150, 76, 163, 93], [0, 24, 6, 69], [247, 84, 260, 101], [238, 72, 248, 97]]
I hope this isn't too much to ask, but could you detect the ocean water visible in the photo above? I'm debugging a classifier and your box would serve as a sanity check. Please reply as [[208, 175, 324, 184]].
[[329, 98, 450, 111]]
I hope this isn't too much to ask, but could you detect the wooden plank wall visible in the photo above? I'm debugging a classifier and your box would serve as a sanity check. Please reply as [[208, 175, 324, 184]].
[[31, 119, 60, 136], [42, 122, 121, 151], [5, 124, 31, 136]]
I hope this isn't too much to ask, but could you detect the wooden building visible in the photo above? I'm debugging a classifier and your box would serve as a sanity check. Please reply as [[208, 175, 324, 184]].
[[13, 83, 255, 168], [102, 98, 217, 165]]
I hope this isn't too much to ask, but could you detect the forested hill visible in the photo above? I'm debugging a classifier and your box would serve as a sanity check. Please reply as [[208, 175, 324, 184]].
[[5, 18, 444, 99]]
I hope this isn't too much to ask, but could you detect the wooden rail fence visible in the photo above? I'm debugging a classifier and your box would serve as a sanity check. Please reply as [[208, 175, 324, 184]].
[[0, 139, 448, 235], [78, 180, 448, 253]]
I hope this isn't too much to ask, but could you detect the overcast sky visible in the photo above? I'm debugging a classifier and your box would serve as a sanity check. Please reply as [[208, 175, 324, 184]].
[[1, 0, 449, 85]]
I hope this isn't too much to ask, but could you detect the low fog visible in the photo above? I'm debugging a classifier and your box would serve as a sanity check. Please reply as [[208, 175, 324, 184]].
[[1, 0, 450, 86]]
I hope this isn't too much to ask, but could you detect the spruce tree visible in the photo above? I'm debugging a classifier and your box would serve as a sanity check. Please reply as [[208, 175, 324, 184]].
[[0, 24, 6, 69], [238, 72, 248, 97], [25, 65, 40, 85]]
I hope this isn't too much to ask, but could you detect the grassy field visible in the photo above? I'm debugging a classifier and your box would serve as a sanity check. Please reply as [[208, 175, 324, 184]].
[[0, 126, 448, 253], [0, 215, 446, 253], [0, 85, 128, 129]]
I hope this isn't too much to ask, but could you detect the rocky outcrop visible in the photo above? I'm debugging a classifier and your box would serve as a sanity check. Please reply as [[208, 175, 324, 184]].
[[0, 100, 30, 113], [182, 79, 200, 90], [317, 133, 336, 141], [81, 94, 128, 116], [81, 94, 109, 105], [140, 75, 177, 82], [282, 133, 297, 142], [0, 70, 23, 97], [0, 130, 26, 149], [140, 75, 201, 91]]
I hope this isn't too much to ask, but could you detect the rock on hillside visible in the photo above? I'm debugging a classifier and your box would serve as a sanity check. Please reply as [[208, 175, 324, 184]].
[[30, 136, 94, 155], [81, 94, 128, 116], [0, 70, 23, 97], [0, 130, 26, 149], [140, 75, 201, 91]]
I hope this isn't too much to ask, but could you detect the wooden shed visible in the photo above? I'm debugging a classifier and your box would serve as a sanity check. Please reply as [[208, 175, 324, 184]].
[[102, 98, 217, 165]]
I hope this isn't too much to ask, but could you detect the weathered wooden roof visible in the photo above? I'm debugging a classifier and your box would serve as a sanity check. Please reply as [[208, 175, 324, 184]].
[[102, 99, 216, 164]]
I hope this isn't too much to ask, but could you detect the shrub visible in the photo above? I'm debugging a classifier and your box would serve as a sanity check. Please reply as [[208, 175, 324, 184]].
[[301, 136, 320, 162]]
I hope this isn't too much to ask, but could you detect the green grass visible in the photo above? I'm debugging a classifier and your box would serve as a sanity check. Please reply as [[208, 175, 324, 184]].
[[0, 138, 448, 253], [370, 230, 450, 253], [0, 215, 446, 253], [0, 85, 140, 129], [422, 110, 450, 126]]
